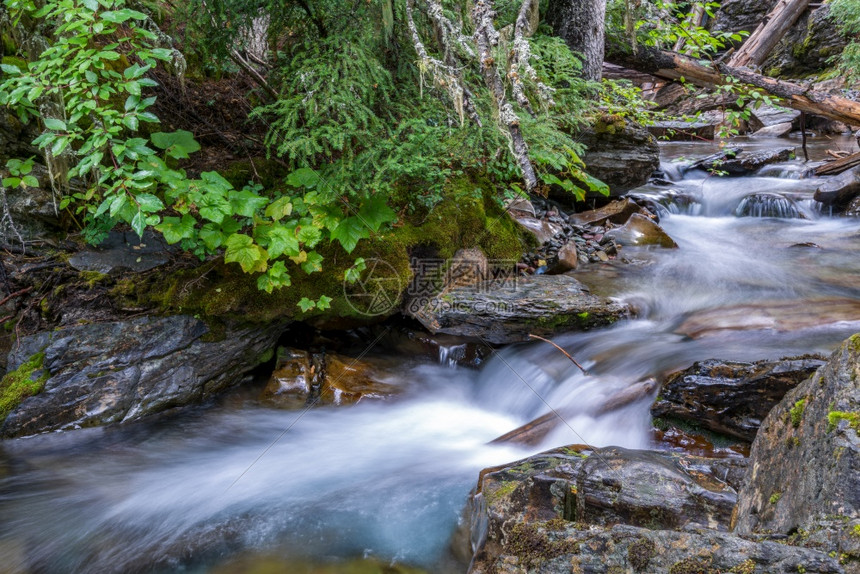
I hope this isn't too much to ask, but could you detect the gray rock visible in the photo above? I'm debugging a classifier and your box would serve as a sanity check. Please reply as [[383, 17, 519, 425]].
[[749, 105, 801, 131], [3, 164, 61, 241], [711, 0, 775, 40], [464, 445, 840, 573], [549, 242, 578, 274], [68, 230, 174, 274], [511, 213, 563, 245], [815, 166, 860, 206], [750, 121, 794, 138], [844, 196, 860, 217], [652, 356, 826, 441], [734, 335, 860, 564], [407, 274, 629, 344], [762, 4, 849, 78], [1, 316, 283, 437], [0, 111, 39, 164], [715, 147, 795, 176], [576, 121, 660, 198]]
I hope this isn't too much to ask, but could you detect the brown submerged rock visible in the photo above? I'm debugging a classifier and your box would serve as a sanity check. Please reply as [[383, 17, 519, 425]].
[[652, 356, 826, 441], [604, 213, 678, 248], [569, 198, 645, 227]]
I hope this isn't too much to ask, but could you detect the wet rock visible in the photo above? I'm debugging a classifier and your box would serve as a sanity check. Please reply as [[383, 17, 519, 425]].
[[735, 192, 806, 219], [548, 241, 578, 274], [68, 230, 174, 274], [574, 120, 660, 198], [648, 110, 729, 141], [569, 198, 644, 227], [814, 165, 860, 206], [604, 213, 678, 248], [676, 298, 860, 338], [652, 356, 826, 441], [844, 196, 860, 217], [749, 121, 793, 138], [748, 105, 801, 131], [1, 316, 284, 437], [2, 164, 61, 241], [408, 274, 629, 345], [504, 197, 536, 217], [714, 147, 795, 176], [261, 348, 398, 408], [464, 445, 838, 573], [211, 555, 428, 574], [510, 213, 563, 245], [734, 334, 860, 562]]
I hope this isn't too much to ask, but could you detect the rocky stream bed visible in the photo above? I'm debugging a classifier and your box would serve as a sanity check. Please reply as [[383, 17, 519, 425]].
[[2, 135, 860, 573]]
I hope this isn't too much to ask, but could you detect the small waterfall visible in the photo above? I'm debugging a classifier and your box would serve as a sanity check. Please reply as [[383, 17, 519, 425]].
[[438, 344, 468, 367], [735, 193, 805, 219]]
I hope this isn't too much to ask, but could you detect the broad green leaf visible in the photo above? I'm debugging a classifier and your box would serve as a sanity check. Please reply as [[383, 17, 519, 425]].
[[199, 224, 224, 251], [43, 118, 66, 131], [297, 297, 316, 312], [0, 64, 20, 74], [315, 295, 332, 311], [296, 223, 322, 247], [330, 216, 370, 253], [301, 251, 323, 274], [358, 196, 397, 232], [151, 130, 201, 159], [256, 261, 291, 293], [344, 257, 366, 283], [155, 214, 196, 243], [224, 233, 268, 273], [109, 194, 128, 218], [131, 210, 145, 237], [229, 188, 268, 218], [135, 193, 163, 212], [2, 177, 20, 188], [264, 196, 293, 220], [266, 223, 300, 258], [21, 175, 39, 187], [286, 167, 320, 189]]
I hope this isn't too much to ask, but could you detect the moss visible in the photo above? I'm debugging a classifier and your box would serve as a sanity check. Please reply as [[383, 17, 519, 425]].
[[628, 537, 656, 571], [1, 56, 27, 71], [770, 492, 782, 504], [112, 182, 530, 326], [668, 557, 716, 574], [728, 559, 756, 574], [827, 410, 860, 433], [789, 398, 807, 429], [256, 347, 275, 365], [0, 351, 49, 422], [849, 334, 860, 352], [79, 270, 110, 289], [852, 524, 860, 538], [485, 480, 519, 504], [506, 522, 578, 567]]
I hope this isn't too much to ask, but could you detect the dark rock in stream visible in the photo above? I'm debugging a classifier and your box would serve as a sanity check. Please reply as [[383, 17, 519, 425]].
[[575, 121, 661, 198], [462, 445, 840, 573], [1, 316, 283, 437], [714, 147, 795, 176], [734, 335, 860, 566], [815, 165, 860, 206], [652, 356, 827, 441], [407, 275, 630, 345]]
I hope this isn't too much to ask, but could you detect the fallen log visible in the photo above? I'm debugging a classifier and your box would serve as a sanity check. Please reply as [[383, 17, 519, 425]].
[[606, 45, 860, 127], [816, 151, 860, 176], [727, 0, 812, 68]]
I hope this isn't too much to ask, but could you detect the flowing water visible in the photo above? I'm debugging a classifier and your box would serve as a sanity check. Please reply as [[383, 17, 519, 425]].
[[3, 137, 860, 573]]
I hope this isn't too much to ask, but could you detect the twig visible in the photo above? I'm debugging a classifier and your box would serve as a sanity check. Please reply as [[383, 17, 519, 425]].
[[0, 287, 32, 307], [0, 313, 14, 324], [527, 333, 588, 375]]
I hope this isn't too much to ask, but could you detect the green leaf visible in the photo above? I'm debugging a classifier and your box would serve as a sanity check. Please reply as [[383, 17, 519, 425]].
[[344, 257, 366, 283], [264, 196, 293, 220], [301, 251, 323, 274], [97, 50, 121, 61], [296, 222, 322, 247], [358, 196, 397, 232], [315, 295, 332, 311], [0, 64, 21, 74], [256, 261, 291, 293], [155, 214, 196, 243], [135, 193, 163, 212], [2, 177, 20, 188], [101, 9, 147, 22], [229, 188, 269, 218], [151, 130, 201, 159], [122, 115, 139, 131], [265, 223, 300, 258], [109, 194, 128, 218], [198, 224, 224, 251], [297, 297, 316, 312], [21, 175, 39, 187], [131, 210, 146, 237], [224, 233, 268, 273], [330, 216, 370, 253], [286, 167, 320, 189], [43, 118, 66, 131]]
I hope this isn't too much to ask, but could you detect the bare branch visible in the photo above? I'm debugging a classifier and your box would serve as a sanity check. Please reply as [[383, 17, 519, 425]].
[[473, 0, 538, 190], [510, 0, 555, 114], [425, 0, 475, 59]]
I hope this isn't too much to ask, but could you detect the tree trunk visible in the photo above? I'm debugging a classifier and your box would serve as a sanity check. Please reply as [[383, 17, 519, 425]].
[[546, 0, 608, 81], [727, 0, 812, 68], [606, 45, 860, 126]]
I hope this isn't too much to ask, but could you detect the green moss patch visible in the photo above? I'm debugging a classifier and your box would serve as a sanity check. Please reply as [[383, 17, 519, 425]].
[[827, 410, 860, 433], [0, 352, 49, 422], [790, 398, 807, 429]]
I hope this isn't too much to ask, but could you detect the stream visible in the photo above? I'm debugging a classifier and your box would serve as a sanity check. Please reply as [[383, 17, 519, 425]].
[[2, 136, 860, 573]]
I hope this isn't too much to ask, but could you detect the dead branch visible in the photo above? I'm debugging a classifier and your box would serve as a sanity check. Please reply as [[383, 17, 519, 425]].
[[0, 287, 32, 307], [816, 151, 860, 176], [727, 0, 812, 68], [528, 333, 588, 374], [509, 0, 555, 115]]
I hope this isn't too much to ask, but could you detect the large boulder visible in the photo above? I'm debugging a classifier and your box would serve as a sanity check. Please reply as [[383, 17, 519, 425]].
[[407, 274, 630, 344], [815, 166, 860, 206], [464, 445, 841, 573], [734, 334, 860, 565], [1, 316, 283, 437], [652, 356, 827, 441], [576, 119, 660, 197]]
